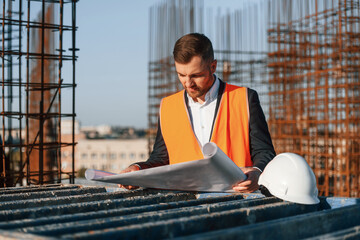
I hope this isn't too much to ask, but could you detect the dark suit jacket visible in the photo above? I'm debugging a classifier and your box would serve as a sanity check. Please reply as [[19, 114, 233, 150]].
[[135, 79, 276, 171]]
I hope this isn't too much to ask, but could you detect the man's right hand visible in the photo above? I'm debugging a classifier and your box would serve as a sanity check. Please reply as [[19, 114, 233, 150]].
[[118, 165, 140, 190]]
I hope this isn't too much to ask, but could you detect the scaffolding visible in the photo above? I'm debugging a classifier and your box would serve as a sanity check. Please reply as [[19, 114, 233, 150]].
[[268, 0, 360, 197], [0, 0, 78, 187], [148, 0, 360, 197]]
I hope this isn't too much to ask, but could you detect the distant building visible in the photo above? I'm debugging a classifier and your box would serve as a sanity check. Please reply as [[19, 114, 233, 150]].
[[60, 120, 148, 175], [1, 120, 149, 179], [61, 120, 80, 135], [72, 138, 148, 173]]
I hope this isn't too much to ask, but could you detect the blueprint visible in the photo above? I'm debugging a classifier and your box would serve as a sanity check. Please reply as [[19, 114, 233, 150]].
[[85, 142, 247, 192]]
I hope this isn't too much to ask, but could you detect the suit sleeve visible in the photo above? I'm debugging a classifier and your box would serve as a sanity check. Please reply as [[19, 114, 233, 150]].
[[248, 88, 276, 171], [132, 119, 169, 169]]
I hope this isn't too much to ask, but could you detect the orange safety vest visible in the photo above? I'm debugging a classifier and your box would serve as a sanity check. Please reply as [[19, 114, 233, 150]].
[[159, 83, 252, 168]]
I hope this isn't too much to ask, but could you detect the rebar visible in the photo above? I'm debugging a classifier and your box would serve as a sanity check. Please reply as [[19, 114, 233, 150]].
[[267, 0, 360, 197], [0, 0, 78, 187]]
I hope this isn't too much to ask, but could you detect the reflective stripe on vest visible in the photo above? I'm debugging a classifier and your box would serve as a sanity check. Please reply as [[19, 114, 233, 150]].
[[160, 84, 252, 167]]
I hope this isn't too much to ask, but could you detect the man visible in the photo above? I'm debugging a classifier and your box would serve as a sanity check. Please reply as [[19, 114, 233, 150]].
[[120, 33, 275, 193]]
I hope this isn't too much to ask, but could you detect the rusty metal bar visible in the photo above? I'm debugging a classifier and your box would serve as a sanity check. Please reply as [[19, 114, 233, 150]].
[[70, 0, 77, 184], [18, 0, 23, 186], [1, 0, 6, 187], [56, 0, 63, 183]]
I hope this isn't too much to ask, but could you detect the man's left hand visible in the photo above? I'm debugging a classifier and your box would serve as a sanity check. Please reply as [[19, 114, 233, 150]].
[[232, 167, 261, 193]]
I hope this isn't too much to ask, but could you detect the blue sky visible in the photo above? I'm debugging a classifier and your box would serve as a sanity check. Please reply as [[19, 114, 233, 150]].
[[76, 0, 158, 128], [76, 0, 247, 128]]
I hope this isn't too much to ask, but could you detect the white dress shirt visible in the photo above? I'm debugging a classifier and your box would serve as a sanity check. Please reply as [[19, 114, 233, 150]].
[[187, 75, 220, 147]]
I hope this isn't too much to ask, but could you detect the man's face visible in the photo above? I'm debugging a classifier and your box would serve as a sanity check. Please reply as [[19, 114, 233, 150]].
[[175, 56, 217, 103]]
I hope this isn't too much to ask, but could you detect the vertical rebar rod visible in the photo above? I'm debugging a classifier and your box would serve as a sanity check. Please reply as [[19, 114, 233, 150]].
[[18, 0, 23, 186], [6, 0, 12, 166], [342, 0, 351, 197], [57, 0, 64, 183], [1, 0, 5, 187], [71, 0, 77, 184], [39, 0, 46, 185], [26, 0, 30, 186]]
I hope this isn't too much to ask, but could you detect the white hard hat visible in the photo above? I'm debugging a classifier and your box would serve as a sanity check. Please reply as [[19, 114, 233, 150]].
[[258, 153, 320, 205]]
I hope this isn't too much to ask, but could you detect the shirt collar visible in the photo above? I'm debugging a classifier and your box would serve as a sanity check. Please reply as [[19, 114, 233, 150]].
[[188, 74, 219, 106]]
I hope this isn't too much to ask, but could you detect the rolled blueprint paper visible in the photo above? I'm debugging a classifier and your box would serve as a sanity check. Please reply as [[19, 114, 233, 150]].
[[85, 169, 116, 180], [202, 142, 247, 183], [88, 142, 247, 192]]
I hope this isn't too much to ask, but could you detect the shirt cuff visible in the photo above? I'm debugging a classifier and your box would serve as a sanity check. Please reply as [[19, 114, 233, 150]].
[[252, 166, 262, 173]]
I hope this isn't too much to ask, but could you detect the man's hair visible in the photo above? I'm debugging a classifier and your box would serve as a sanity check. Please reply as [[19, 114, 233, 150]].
[[173, 33, 214, 64]]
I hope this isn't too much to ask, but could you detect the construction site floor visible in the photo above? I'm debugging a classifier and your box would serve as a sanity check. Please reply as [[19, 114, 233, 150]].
[[0, 184, 359, 239]]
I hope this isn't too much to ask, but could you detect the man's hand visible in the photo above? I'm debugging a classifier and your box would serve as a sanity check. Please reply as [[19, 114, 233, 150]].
[[118, 165, 140, 190], [232, 167, 261, 193]]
